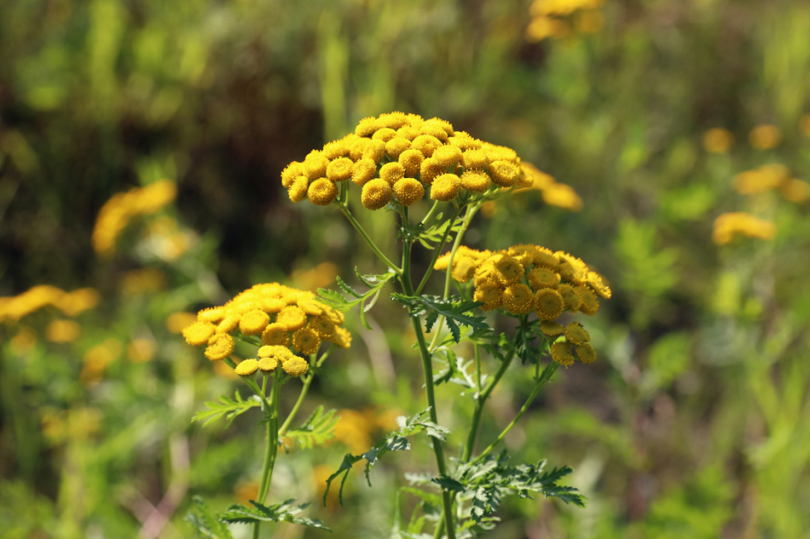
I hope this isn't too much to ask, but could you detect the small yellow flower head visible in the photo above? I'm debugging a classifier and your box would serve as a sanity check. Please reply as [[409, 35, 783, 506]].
[[781, 178, 810, 203], [412, 135, 443, 158], [712, 212, 777, 245], [262, 322, 290, 346], [167, 312, 198, 333], [298, 298, 324, 316], [462, 149, 489, 170], [258, 344, 295, 364], [307, 178, 339, 206], [540, 320, 565, 337], [276, 305, 308, 331], [352, 159, 377, 186], [46, 319, 81, 343], [385, 137, 412, 160], [380, 162, 406, 186], [587, 271, 612, 299], [461, 170, 491, 193], [309, 315, 335, 338], [262, 298, 286, 313], [399, 149, 425, 177], [421, 120, 451, 142], [543, 183, 583, 211], [348, 138, 369, 161], [355, 117, 380, 137], [474, 283, 503, 311], [558, 284, 582, 312], [533, 249, 560, 269], [183, 321, 216, 346], [575, 342, 597, 364], [283, 356, 309, 377], [430, 173, 462, 201], [396, 126, 421, 141], [217, 314, 240, 333], [372, 127, 397, 142], [304, 151, 329, 179], [551, 341, 575, 367], [393, 178, 425, 206], [198, 307, 225, 323], [293, 328, 321, 355], [258, 357, 278, 372], [578, 286, 600, 315], [502, 284, 535, 315], [420, 158, 445, 185], [326, 157, 354, 182], [235, 359, 259, 376], [378, 111, 410, 129], [488, 160, 520, 187], [432, 145, 463, 168], [448, 257, 477, 283], [702, 128, 734, 153], [239, 309, 270, 335], [205, 333, 235, 361], [534, 288, 564, 321], [363, 139, 386, 162], [330, 326, 352, 349], [749, 124, 782, 150], [527, 267, 560, 290], [322, 138, 351, 160], [282, 162, 306, 188], [493, 255, 524, 285], [288, 176, 309, 203], [565, 321, 590, 345], [361, 178, 393, 210]]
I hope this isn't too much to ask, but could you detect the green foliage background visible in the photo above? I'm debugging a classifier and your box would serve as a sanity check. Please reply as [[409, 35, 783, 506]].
[[2, 0, 810, 537]]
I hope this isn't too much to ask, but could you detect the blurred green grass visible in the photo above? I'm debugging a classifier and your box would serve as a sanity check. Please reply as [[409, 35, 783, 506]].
[[2, 0, 810, 537]]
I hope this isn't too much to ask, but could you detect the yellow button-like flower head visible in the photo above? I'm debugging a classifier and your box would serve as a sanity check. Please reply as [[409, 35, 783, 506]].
[[361, 179, 393, 210], [355, 117, 380, 137], [307, 178, 338, 206], [205, 333, 234, 361], [330, 326, 352, 349], [450, 256, 478, 283], [551, 341, 575, 367], [578, 286, 600, 315], [276, 306, 307, 331], [385, 137, 412, 160], [259, 344, 295, 364], [493, 255, 524, 285], [283, 356, 309, 377], [430, 173, 462, 201], [575, 342, 596, 364], [183, 321, 216, 346], [564, 321, 590, 345], [262, 323, 289, 346], [399, 149, 424, 177], [527, 268, 560, 290], [432, 145, 462, 168], [239, 309, 270, 335], [235, 359, 259, 376], [281, 162, 306, 188], [474, 282, 503, 311], [380, 162, 406, 186], [293, 328, 321, 355], [304, 151, 329, 179], [396, 126, 420, 141], [393, 178, 425, 206], [258, 357, 278, 372], [326, 157, 354, 182], [540, 321, 564, 337], [309, 315, 335, 338], [558, 284, 582, 312], [412, 135, 443, 158], [288, 176, 309, 203], [534, 288, 564, 320], [461, 170, 491, 193], [420, 158, 444, 185], [502, 284, 534, 314], [352, 159, 377, 186], [488, 160, 520, 187], [372, 127, 397, 142], [363, 139, 386, 162], [462, 149, 489, 170]]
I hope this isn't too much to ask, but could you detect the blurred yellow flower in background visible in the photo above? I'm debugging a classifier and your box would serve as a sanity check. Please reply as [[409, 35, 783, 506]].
[[703, 128, 734, 154], [748, 124, 781, 150], [81, 338, 123, 386], [45, 319, 81, 343], [0, 285, 99, 323], [712, 212, 776, 245]]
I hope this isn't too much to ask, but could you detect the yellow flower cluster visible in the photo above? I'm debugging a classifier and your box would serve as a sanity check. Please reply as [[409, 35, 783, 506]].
[[748, 124, 781, 150], [182, 283, 351, 376], [0, 285, 99, 324], [435, 244, 610, 366], [712, 212, 777, 245], [702, 128, 734, 154], [732, 164, 810, 203], [515, 162, 583, 211], [281, 112, 542, 210], [526, 0, 604, 42], [92, 180, 177, 257]]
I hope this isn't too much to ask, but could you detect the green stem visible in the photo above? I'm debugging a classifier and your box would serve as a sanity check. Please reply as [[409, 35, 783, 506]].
[[339, 202, 402, 274], [278, 348, 331, 436], [420, 200, 441, 226], [253, 371, 282, 539], [415, 205, 463, 295], [472, 363, 558, 465]]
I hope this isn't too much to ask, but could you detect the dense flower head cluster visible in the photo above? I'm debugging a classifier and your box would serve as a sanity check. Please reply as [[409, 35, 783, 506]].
[[0, 285, 100, 324], [435, 244, 610, 366], [712, 212, 777, 245], [526, 0, 604, 42], [732, 164, 810, 203], [92, 180, 177, 257], [182, 283, 351, 377], [281, 112, 552, 210]]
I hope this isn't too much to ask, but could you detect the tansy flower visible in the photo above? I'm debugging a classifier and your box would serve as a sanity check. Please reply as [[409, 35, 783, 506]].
[[551, 341, 575, 367], [205, 333, 235, 361], [282, 162, 306, 188], [502, 284, 534, 315], [330, 327, 352, 349], [307, 179, 339, 206], [235, 359, 259, 376], [461, 170, 491, 193], [749, 124, 781, 150], [420, 158, 445, 185], [259, 345, 295, 364], [276, 306, 308, 330], [540, 321, 565, 337], [702, 128, 734, 154], [733, 164, 789, 194], [283, 356, 309, 377], [712, 212, 776, 245], [385, 137, 411, 160], [372, 127, 397, 142], [361, 179, 393, 210], [558, 284, 582, 312], [352, 159, 377, 186], [420, 124, 449, 143], [451, 257, 478, 283], [293, 328, 321, 355], [183, 321, 216, 346], [542, 183, 583, 211], [198, 307, 225, 323], [527, 267, 560, 290], [326, 158, 354, 182], [239, 310, 270, 335], [397, 126, 421, 141], [575, 342, 596, 364], [412, 135, 443, 157], [364, 139, 386, 162], [462, 149, 488, 170], [309, 316, 335, 338], [304, 152, 329, 179], [393, 178, 425, 206], [430, 174, 462, 201], [535, 288, 565, 320], [564, 321, 590, 345], [355, 117, 379, 137], [380, 162, 406, 186], [578, 286, 599, 315], [258, 357, 278, 372], [474, 283, 503, 311], [432, 145, 463, 168], [493, 255, 524, 285], [288, 177, 309, 203], [488, 161, 520, 187], [399, 149, 424, 177]]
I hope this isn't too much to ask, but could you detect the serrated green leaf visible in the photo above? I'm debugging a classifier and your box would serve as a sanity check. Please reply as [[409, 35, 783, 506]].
[[192, 392, 261, 428], [219, 499, 330, 531], [282, 406, 338, 450], [186, 496, 234, 539]]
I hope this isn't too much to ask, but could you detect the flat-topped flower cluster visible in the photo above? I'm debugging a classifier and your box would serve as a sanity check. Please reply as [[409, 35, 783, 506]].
[[436, 243, 611, 366], [281, 112, 547, 210], [182, 283, 351, 376]]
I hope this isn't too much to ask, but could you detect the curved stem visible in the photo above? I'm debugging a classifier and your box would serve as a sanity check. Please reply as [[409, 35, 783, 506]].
[[420, 200, 441, 226], [338, 202, 402, 274], [472, 363, 558, 465], [278, 348, 332, 436], [415, 205, 463, 295], [253, 371, 282, 539]]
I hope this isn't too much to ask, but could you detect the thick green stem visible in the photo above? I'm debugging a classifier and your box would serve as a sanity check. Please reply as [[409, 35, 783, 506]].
[[339, 202, 402, 274], [472, 363, 558, 465], [253, 372, 282, 539]]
